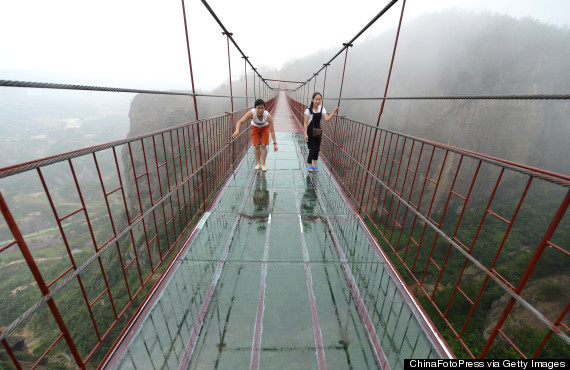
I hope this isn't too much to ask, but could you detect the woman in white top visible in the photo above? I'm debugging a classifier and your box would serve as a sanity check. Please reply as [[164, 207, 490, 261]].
[[232, 99, 278, 172], [304, 92, 339, 172]]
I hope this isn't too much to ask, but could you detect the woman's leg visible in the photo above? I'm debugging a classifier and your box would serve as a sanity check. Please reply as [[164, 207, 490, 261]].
[[312, 138, 321, 170], [307, 136, 315, 166], [260, 144, 268, 170], [252, 126, 262, 169], [254, 145, 261, 169], [307, 124, 316, 167], [260, 125, 270, 171]]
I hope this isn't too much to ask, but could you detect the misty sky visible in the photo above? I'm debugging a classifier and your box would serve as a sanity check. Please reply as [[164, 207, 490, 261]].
[[0, 0, 569, 92]]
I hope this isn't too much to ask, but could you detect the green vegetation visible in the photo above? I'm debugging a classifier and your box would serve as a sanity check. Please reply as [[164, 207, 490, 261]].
[[3, 8, 570, 367], [363, 180, 570, 359], [0, 147, 234, 368], [535, 280, 565, 302]]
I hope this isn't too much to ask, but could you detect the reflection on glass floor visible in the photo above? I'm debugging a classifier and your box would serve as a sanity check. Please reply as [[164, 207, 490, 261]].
[[116, 133, 443, 369]]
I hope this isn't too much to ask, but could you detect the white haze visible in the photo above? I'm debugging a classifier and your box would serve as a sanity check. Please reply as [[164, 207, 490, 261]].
[[0, 0, 568, 91]]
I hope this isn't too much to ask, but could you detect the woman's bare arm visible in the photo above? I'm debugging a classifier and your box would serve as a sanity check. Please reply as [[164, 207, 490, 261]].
[[267, 114, 278, 151], [232, 110, 253, 138], [324, 107, 340, 122]]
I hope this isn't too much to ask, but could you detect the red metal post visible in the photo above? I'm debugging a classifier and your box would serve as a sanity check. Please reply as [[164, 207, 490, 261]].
[[1, 337, 21, 369], [195, 124, 207, 211], [480, 189, 570, 357], [533, 303, 570, 357], [0, 191, 85, 367]]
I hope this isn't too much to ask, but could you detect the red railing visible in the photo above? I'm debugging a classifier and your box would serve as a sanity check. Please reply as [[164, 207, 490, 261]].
[[2, 0, 568, 365], [0, 101, 277, 369], [288, 95, 570, 359]]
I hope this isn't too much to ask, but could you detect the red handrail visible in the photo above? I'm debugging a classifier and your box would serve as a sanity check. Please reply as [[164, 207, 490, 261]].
[[287, 94, 570, 359]]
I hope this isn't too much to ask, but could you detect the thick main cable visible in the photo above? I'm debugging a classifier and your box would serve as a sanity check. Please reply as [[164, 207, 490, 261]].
[[3, 80, 567, 101], [0, 79, 258, 100], [325, 94, 570, 101], [0, 79, 196, 96]]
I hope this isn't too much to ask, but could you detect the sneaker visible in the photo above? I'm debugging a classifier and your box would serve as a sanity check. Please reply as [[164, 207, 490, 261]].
[[254, 164, 261, 170], [261, 165, 267, 172], [307, 166, 314, 172], [313, 167, 319, 172]]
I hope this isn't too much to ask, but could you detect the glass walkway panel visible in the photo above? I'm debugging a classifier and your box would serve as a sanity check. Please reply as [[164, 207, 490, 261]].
[[107, 127, 450, 369]]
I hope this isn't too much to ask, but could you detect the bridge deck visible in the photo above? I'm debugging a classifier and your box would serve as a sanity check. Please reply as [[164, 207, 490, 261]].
[[108, 94, 445, 369]]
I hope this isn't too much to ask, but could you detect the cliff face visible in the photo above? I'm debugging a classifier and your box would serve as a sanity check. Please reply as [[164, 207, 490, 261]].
[[122, 89, 253, 265], [127, 85, 253, 139], [483, 274, 570, 339], [127, 94, 198, 138], [279, 11, 570, 176]]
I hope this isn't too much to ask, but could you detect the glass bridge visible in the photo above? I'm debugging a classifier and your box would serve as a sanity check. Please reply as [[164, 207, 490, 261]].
[[105, 129, 449, 369]]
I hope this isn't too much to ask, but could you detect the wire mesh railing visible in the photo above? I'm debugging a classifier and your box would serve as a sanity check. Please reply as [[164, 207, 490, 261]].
[[0, 101, 280, 368], [287, 94, 570, 359], [0, 0, 275, 366], [2, 0, 569, 364]]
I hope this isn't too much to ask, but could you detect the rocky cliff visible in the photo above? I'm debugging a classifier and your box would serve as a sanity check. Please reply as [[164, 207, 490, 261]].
[[280, 11, 570, 175]]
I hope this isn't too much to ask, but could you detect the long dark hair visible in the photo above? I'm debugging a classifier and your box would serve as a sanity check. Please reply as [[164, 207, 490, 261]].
[[310, 92, 322, 111]]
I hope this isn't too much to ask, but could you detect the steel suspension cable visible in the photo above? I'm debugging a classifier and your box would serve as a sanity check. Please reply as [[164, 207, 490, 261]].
[[323, 94, 570, 101], [4, 80, 567, 102], [0, 80, 258, 99], [0, 79, 199, 95]]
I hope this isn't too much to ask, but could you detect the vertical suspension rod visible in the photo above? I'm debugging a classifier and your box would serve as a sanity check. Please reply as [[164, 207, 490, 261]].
[[223, 32, 235, 112], [322, 64, 329, 97], [253, 69, 257, 100], [181, 0, 199, 120], [358, 0, 406, 213], [330, 45, 352, 169], [337, 44, 352, 108], [243, 56, 248, 107], [313, 73, 317, 92]]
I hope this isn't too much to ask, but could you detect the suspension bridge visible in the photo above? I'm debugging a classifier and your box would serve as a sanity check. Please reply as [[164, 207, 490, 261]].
[[0, 0, 569, 369]]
